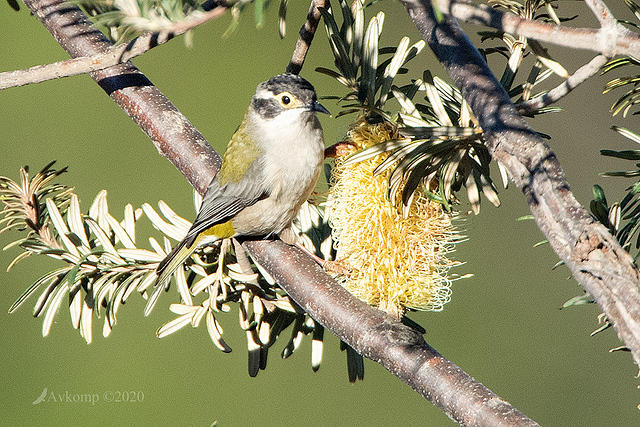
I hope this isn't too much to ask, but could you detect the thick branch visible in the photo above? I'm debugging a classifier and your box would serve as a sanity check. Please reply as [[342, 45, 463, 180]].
[[433, 0, 640, 58], [0, 7, 227, 90], [22, 0, 537, 424], [286, 0, 326, 74], [401, 0, 640, 368], [246, 240, 538, 426]]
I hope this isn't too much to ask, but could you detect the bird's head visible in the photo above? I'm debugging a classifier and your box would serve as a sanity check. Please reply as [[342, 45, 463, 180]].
[[250, 73, 330, 121]]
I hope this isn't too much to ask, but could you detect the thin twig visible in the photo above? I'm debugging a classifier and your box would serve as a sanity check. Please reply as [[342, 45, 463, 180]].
[[25, 0, 220, 193], [517, 54, 610, 115], [20, 0, 537, 424], [401, 0, 640, 370], [584, 0, 615, 26], [286, 0, 326, 75], [432, 0, 640, 58], [0, 6, 227, 90]]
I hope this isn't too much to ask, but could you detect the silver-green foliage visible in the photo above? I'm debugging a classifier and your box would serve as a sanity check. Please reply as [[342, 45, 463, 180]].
[[0, 163, 339, 375], [77, 0, 275, 43], [316, 1, 570, 215], [601, 0, 640, 118]]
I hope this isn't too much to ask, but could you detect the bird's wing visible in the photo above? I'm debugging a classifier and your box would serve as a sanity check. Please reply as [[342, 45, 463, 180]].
[[182, 159, 269, 247]]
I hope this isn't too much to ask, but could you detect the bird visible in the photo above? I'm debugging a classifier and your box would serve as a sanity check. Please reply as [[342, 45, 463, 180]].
[[148, 73, 328, 313]]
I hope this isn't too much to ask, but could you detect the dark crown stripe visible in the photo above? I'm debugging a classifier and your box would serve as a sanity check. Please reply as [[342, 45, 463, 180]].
[[257, 73, 317, 104]]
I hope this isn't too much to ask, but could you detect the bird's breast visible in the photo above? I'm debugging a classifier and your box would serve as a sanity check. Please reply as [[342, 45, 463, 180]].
[[232, 112, 324, 236]]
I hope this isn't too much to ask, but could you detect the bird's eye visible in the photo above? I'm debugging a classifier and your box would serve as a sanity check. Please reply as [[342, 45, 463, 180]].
[[281, 95, 291, 105]]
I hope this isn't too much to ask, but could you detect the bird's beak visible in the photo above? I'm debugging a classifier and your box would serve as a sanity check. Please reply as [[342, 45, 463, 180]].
[[312, 101, 330, 115]]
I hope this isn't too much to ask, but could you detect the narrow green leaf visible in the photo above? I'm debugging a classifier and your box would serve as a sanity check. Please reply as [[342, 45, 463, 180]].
[[6, 0, 20, 11], [530, 40, 568, 78], [9, 267, 69, 314], [424, 71, 453, 126], [45, 198, 80, 258], [118, 248, 163, 262], [401, 156, 432, 211], [6, 251, 31, 271], [592, 185, 607, 204], [338, 0, 353, 45], [377, 37, 410, 107], [545, 1, 561, 24], [85, 218, 124, 262], [375, 11, 384, 37], [465, 172, 480, 214], [42, 282, 69, 337], [442, 149, 465, 201], [343, 139, 411, 166], [175, 264, 193, 306], [122, 273, 144, 302], [156, 312, 193, 338], [109, 276, 134, 326], [69, 288, 82, 329], [319, 6, 340, 40], [137, 271, 158, 293], [88, 190, 110, 236], [278, 0, 288, 38], [475, 165, 500, 207], [497, 161, 509, 189], [562, 293, 594, 308], [144, 281, 164, 317], [68, 194, 89, 248], [361, 16, 379, 105], [612, 126, 640, 145], [207, 310, 232, 352], [600, 149, 640, 160], [330, 34, 355, 81], [602, 171, 640, 177], [400, 126, 478, 138], [142, 203, 186, 241], [104, 213, 134, 249], [392, 88, 421, 119], [315, 67, 351, 87], [122, 204, 136, 244], [351, 0, 364, 69], [373, 141, 425, 176], [80, 298, 93, 344], [281, 315, 304, 358]]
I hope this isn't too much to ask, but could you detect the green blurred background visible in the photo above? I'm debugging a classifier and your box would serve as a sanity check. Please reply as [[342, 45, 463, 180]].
[[1, 1, 639, 425]]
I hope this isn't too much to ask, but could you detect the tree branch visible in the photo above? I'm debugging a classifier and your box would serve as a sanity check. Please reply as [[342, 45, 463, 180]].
[[432, 0, 640, 58], [245, 240, 539, 426], [584, 0, 616, 26], [0, 5, 227, 90], [517, 54, 610, 115], [401, 0, 640, 369], [21, 0, 221, 193], [286, 0, 326, 74], [19, 0, 538, 423]]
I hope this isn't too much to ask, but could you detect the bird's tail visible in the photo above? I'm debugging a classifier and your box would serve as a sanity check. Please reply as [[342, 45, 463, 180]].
[[145, 237, 198, 316], [157, 238, 198, 286]]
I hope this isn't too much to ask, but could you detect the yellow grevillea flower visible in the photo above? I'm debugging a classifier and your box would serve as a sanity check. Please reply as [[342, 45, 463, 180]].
[[326, 118, 461, 318]]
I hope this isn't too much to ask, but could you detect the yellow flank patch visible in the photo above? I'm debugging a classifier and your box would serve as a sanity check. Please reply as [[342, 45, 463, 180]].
[[200, 220, 235, 240]]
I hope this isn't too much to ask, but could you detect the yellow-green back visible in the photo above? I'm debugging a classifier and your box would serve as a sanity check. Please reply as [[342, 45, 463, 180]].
[[217, 114, 264, 185]]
